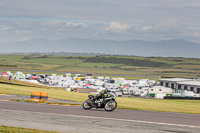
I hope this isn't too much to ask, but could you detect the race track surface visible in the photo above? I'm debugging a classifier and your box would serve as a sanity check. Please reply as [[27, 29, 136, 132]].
[[0, 95, 200, 133]]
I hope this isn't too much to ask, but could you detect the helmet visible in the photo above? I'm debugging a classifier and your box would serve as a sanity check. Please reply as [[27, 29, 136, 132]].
[[101, 89, 105, 93], [101, 88, 110, 93], [104, 88, 111, 93], [104, 88, 108, 93]]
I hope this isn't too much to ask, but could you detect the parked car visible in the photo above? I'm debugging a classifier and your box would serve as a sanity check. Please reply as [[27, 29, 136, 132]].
[[122, 89, 129, 95], [110, 90, 122, 97]]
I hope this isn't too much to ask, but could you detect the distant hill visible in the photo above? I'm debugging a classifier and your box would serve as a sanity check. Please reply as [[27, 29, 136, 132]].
[[1, 38, 200, 58]]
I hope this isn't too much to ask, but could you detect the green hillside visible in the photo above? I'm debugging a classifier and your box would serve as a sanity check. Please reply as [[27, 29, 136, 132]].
[[1, 54, 200, 79]]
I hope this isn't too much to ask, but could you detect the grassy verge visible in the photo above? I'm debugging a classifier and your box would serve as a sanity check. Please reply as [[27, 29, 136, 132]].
[[116, 97, 200, 114], [1, 77, 200, 114], [0, 125, 60, 133]]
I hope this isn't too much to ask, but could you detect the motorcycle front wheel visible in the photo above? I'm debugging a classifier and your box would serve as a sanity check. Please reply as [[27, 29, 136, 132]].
[[104, 100, 117, 112], [83, 99, 93, 110]]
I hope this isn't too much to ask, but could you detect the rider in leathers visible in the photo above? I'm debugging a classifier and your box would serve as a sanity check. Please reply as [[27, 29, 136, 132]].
[[93, 89, 110, 104]]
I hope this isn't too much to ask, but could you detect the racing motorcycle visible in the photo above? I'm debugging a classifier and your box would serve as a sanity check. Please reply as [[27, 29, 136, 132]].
[[83, 92, 117, 111]]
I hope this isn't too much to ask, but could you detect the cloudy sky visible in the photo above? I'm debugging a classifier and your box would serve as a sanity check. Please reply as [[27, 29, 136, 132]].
[[0, 0, 200, 43]]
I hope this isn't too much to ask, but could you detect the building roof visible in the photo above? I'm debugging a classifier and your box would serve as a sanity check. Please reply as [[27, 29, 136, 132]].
[[177, 80, 200, 86], [159, 78, 193, 82]]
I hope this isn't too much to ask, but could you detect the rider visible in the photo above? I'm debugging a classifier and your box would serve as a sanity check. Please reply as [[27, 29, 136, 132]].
[[94, 88, 110, 103]]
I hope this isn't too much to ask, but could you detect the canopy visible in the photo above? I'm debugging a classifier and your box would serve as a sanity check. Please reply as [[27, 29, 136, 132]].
[[13, 74, 25, 77], [1, 72, 8, 75], [116, 82, 121, 86], [84, 83, 90, 86]]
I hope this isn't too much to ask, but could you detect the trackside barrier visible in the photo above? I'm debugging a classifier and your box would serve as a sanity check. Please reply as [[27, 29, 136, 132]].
[[30, 92, 40, 101], [30, 92, 48, 102], [164, 96, 200, 100], [39, 92, 48, 102]]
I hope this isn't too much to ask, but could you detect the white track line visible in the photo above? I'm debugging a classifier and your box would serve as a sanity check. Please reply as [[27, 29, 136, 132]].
[[55, 114, 200, 129]]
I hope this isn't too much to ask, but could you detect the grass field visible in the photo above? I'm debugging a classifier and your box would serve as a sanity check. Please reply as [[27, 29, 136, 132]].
[[0, 125, 60, 133], [1, 77, 200, 114], [1, 54, 200, 79]]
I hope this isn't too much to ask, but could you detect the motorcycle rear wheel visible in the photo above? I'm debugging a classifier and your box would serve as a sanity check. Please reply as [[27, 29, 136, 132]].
[[83, 99, 93, 110], [104, 100, 117, 112]]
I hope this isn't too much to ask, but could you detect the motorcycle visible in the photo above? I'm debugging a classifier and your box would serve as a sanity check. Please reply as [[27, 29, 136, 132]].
[[83, 92, 117, 111]]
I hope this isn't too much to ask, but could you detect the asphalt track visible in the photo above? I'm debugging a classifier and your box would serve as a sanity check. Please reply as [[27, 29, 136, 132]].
[[0, 95, 200, 133]]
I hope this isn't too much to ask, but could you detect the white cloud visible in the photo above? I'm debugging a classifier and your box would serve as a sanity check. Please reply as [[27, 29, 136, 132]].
[[105, 22, 129, 33], [193, 32, 200, 37], [38, 21, 88, 32], [64, 22, 88, 28], [0, 0, 200, 43], [1, 26, 12, 31], [16, 37, 30, 42], [183, 32, 200, 38], [180, 1, 200, 8], [40, 21, 87, 28], [141, 26, 152, 31]]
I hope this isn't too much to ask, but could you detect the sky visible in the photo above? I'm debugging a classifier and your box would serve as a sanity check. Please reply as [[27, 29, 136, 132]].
[[0, 0, 200, 43]]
